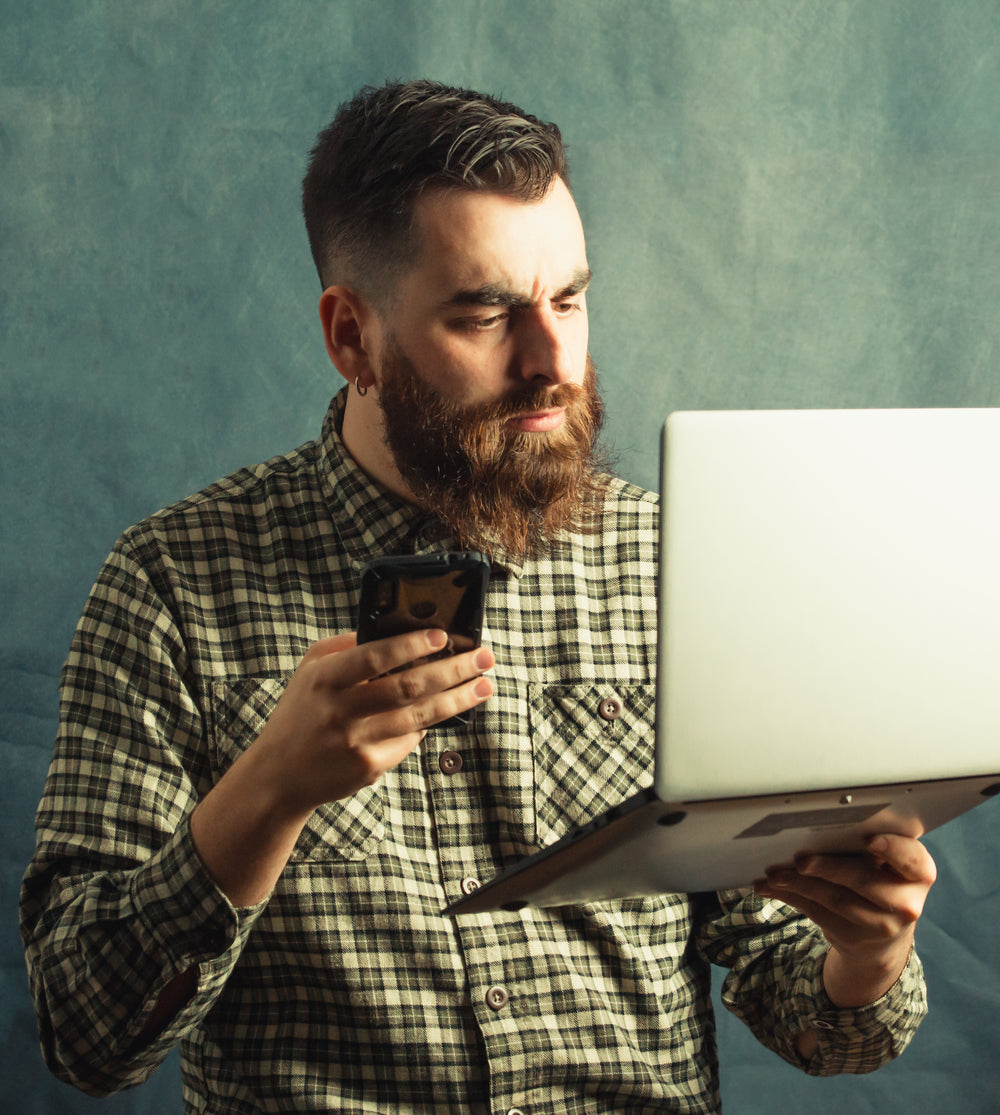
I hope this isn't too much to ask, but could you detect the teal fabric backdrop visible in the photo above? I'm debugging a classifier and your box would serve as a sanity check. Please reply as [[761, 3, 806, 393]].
[[3, 1, 999, 1110]]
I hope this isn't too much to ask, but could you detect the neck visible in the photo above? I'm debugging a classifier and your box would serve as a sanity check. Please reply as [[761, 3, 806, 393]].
[[340, 387, 420, 505]]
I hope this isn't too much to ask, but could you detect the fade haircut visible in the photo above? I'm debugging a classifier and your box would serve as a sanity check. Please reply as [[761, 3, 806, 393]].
[[301, 79, 569, 302]]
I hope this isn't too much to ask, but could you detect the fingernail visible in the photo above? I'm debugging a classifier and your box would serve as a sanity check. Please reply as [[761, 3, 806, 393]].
[[427, 628, 448, 649], [868, 835, 889, 853], [474, 648, 494, 671], [473, 677, 493, 699]]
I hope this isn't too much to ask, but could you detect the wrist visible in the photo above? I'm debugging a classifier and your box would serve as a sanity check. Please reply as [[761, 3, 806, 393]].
[[190, 747, 315, 907], [823, 933, 914, 1008]]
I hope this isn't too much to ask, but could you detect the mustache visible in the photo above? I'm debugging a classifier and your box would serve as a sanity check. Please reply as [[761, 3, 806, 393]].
[[471, 381, 587, 424]]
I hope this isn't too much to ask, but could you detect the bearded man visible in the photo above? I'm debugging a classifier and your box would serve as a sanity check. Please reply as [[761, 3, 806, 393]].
[[22, 80, 932, 1113]]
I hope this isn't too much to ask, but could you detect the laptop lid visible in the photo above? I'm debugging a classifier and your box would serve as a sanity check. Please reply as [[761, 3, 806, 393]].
[[446, 408, 1000, 914], [657, 407, 1000, 801]]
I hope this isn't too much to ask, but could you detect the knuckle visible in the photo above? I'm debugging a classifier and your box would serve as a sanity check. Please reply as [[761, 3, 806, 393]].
[[877, 901, 919, 936], [444, 655, 466, 685], [393, 671, 424, 704], [899, 904, 920, 926], [399, 703, 433, 735], [295, 656, 325, 690], [361, 765, 384, 788], [348, 746, 382, 788], [338, 717, 372, 754], [873, 915, 899, 940], [360, 642, 393, 677], [340, 726, 364, 752]]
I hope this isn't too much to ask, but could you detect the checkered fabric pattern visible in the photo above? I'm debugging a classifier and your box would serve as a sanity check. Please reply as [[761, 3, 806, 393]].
[[21, 389, 927, 1113]]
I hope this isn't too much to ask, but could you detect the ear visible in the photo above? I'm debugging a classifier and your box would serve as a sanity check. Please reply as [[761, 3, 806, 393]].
[[318, 285, 382, 389]]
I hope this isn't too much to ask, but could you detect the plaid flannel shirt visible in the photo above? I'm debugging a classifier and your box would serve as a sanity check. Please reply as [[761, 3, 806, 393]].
[[22, 389, 926, 1114]]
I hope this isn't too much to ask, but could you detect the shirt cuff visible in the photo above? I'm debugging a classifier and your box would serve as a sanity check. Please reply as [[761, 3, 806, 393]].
[[130, 813, 268, 973], [794, 944, 928, 1075]]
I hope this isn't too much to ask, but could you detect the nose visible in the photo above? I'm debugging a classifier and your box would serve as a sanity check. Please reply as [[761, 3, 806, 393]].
[[513, 305, 578, 386]]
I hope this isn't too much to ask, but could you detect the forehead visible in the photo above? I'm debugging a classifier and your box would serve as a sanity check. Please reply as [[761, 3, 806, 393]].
[[403, 179, 588, 300]]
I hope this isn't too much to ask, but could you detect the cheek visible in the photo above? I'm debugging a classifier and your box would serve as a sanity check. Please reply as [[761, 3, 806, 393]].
[[568, 321, 590, 380], [402, 343, 501, 408], [428, 336, 511, 401]]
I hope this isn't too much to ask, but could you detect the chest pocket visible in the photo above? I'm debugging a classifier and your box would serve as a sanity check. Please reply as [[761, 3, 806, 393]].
[[528, 682, 656, 847], [209, 678, 384, 861]]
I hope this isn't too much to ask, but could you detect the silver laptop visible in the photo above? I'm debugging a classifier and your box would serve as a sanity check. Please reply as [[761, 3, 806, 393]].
[[446, 408, 1000, 915]]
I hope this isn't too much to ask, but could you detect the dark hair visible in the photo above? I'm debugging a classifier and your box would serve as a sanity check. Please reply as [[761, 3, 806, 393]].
[[301, 80, 569, 300]]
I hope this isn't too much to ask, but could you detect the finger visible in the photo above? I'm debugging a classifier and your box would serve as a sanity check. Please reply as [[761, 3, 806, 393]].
[[794, 842, 935, 914], [753, 883, 876, 938], [864, 834, 938, 886], [355, 646, 495, 715], [326, 671, 495, 793], [794, 851, 889, 892], [406, 673, 495, 730], [324, 628, 454, 687], [753, 875, 920, 958], [758, 866, 884, 919], [361, 673, 495, 744], [757, 862, 926, 929]]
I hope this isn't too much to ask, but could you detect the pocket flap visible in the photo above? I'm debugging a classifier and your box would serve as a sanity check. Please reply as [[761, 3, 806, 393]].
[[529, 682, 655, 844]]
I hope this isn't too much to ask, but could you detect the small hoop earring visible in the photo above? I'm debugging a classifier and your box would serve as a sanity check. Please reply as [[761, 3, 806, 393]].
[[355, 377, 369, 397]]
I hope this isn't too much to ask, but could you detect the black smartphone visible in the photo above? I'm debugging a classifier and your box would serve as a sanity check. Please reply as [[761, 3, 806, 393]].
[[355, 551, 491, 727]]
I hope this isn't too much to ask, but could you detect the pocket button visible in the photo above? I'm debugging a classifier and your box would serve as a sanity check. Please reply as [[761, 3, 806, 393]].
[[598, 696, 623, 722]]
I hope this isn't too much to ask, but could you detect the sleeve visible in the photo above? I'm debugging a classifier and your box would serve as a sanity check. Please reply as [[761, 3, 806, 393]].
[[19, 537, 269, 1097], [694, 887, 927, 1076]]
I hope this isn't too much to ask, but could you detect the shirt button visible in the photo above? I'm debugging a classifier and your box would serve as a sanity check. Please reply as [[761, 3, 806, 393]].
[[461, 876, 481, 895], [422, 520, 449, 543], [207, 929, 230, 954], [598, 695, 623, 721], [485, 985, 509, 1011], [508, 1109, 526, 1115], [439, 750, 463, 774]]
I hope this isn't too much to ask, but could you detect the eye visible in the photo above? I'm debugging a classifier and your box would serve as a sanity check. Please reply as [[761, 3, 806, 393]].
[[465, 312, 509, 332], [553, 299, 584, 317]]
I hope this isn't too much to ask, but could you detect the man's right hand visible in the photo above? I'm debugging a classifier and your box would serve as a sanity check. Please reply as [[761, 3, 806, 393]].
[[249, 629, 494, 815], [189, 629, 494, 907]]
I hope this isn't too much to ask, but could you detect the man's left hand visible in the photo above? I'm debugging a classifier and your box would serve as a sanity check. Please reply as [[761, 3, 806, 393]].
[[754, 833, 937, 1008]]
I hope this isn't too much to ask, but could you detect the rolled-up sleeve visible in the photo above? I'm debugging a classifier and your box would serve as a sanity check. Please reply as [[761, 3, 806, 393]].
[[696, 887, 927, 1076], [19, 538, 268, 1097], [23, 816, 267, 1096]]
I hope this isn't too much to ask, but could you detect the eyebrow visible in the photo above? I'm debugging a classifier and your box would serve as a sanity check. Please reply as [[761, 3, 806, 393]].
[[442, 267, 593, 311]]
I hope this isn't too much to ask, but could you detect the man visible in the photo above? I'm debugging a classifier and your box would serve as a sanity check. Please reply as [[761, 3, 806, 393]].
[[21, 80, 934, 1113]]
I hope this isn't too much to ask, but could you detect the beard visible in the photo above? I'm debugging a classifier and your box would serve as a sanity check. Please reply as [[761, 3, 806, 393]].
[[375, 342, 610, 561]]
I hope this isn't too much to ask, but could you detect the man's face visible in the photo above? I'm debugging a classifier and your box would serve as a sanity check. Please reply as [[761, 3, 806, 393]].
[[381, 177, 592, 413], [369, 180, 607, 558]]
